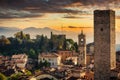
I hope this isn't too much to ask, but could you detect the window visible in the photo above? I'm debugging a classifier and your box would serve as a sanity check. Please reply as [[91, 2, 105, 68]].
[[43, 58, 45, 60], [81, 38, 84, 41], [52, 63, 54, 65], [101, 28, 103, 31]]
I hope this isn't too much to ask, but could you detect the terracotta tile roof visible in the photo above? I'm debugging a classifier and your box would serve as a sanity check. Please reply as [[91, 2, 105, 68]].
[[39, 53, 60, 58], [12, 54, 27, 59], [15, 60, 25, 63]]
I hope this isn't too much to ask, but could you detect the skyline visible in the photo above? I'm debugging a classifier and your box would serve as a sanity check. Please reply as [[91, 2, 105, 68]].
[[0, 0, 120, 44]]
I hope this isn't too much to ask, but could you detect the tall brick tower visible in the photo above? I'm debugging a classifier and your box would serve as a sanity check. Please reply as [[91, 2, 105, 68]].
[[94, 10, 116, 80], [78, 30, 86, 66]]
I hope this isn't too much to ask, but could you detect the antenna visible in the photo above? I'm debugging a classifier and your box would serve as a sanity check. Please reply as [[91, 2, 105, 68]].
[[81, 29, 83, 34]]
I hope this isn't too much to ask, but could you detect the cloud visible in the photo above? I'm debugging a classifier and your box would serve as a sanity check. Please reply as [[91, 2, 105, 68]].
[[63, 11, 91, 19], [68, 26, 92, 28], [70, 0, 119, 6], [63, 15, 90, 19], [61, 26, 92, 28], [0, 0, 119, 19], [0, 0, 85, 18], [63, 15, 83, 19], [0, 0, 119, 9], [0, 8, 43, 19]]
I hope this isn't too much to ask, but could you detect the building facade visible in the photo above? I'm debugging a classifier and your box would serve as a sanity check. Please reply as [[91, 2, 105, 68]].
[[12, 54, 28, 69], [94, 10, 116, 80], [116, 51, 120, 62], [38, 53, 61, 68], [57, 50, 75, 63], [78, 30, 86, 66]]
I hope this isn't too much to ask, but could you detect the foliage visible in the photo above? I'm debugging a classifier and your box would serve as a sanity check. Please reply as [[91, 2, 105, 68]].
[[0, 31, 78, 58], [0, 35, 11, 46], [8, 72, 23, 80], [44, 60, 51, 67], [38, 60, 51, 68], [0, 73, 6, 80], [66, 39, 77, 51], [51, 78, 54, 80], [14, 31, 30, 40], [25, 70, 32, 76], [29, 48, 36, 58]]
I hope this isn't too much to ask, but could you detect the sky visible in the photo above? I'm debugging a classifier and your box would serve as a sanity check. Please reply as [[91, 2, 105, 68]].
[[0, 0, 120, 43]]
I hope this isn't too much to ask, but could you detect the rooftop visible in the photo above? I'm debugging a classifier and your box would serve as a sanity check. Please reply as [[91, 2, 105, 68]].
[[12, 54, 27, 59], [39, 53, 60, 58]]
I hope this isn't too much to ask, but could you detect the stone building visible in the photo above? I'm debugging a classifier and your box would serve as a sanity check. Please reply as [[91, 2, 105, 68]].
[[38, 53, 61, 68], [50, 32, 66, 50], [94, 10, 116, 80], [116, 51, 120, 62], [57, 50, 76, 63], [85, 70, 94, 80], [78, 30, 86, 66], [12, 54, 28, 69], [86, 43, 94, 66], [66, 56, 78, 65]]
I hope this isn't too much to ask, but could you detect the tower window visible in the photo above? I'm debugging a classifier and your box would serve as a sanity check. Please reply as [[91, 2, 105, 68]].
[[81, 38, 84, 41], [100, 28, 103, 31]]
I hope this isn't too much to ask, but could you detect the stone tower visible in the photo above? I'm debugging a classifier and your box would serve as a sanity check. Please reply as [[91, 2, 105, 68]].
[[78, 30, 86, 66], [94, 10, 116, 80]]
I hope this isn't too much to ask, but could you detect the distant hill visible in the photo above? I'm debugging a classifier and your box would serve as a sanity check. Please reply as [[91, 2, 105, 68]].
[[0, 26, 120, 47], [23, 27, 60, 38], [0, 27, 20, 32], [116, 44, 120, 51], [87, 42, 120, 52], [0, 27, 61, 39], [0, 27, 20, 37]]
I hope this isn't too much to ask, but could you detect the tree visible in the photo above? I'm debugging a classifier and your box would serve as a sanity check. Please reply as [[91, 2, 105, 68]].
[[0, 73, 6, 80], [14, 31, 30, 40], [0, 35, 11, 46], [25, 70, 32, 76], [44, 60, 50, 67], [29, 48, 36, 58], [66, 39, 74, 50], [8, 72, 23, 80], [74, 42, 78, 52], [38, 60, 50, 68], [51, 78, 54, 80]]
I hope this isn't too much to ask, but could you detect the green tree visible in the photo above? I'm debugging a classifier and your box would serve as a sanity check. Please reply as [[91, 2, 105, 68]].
[[8, 72, 23, 80], [0, 35, 11, 46], [66, 39, 74, 50], [29, 48, 36, 58], [0, 73, 6, 80], [51, 78, 54, 80], [44, 60, 50, 67], [14, 31, 30, 40], [74, 42, 78, 52], [25, 70, 32, 76], [38, 60, 50, 68]]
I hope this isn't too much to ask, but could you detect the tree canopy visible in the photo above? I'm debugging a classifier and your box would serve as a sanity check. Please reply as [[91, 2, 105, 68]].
[[0, 73, 7, 80], [0, 31, 78, 58]]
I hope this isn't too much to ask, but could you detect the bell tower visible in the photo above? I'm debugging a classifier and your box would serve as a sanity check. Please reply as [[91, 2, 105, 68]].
[[78, 30, 86, 66]]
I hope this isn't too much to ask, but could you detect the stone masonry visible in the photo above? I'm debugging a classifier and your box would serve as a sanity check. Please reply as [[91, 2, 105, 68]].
[[94, 10, 116, 80], [78, 30, 86, 66]]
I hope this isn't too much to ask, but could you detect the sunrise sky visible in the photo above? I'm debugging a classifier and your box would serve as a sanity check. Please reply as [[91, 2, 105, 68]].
[[0, 0, 120, 44]]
